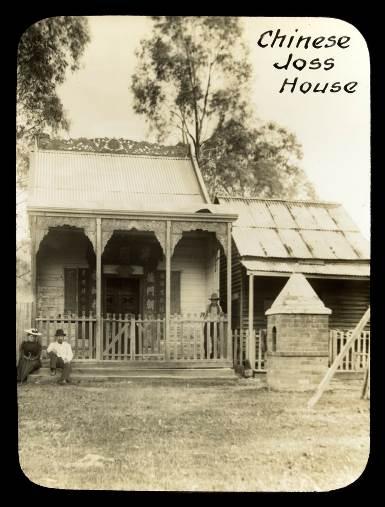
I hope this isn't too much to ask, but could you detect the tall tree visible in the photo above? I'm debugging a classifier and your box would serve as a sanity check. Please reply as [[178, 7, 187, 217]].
[[131, 16, 251, 161], [16, 16, 90, 294], [17, 16, 90, 143], [131, 16, 316, 200], [201, 120, 317, 200]]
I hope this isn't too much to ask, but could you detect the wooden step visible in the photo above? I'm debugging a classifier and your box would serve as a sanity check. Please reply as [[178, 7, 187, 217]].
[[40, 360, 233, 369], [28, 367, 237, 384]]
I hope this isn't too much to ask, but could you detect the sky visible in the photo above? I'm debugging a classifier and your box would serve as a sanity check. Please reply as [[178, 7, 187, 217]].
[[57, 16, 370, 239]]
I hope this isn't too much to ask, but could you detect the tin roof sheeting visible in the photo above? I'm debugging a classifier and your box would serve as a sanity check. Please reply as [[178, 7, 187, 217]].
[[306, 205, 339, 230], [287, 203, 319, 229], [300, 230, 358, 260], [255, 228, 290, 257], [217, 196, 370, 265], [241, 259, 370, 278], [266, 201, 297, 229], [343, 231, 371, 258], [248, 200, 277, 228], [232, 228, 266, 257], [28, 150, 206, 210], [327, 205, 359, 231], [277, 229, 312, 258], [225, 199, 256, 227]]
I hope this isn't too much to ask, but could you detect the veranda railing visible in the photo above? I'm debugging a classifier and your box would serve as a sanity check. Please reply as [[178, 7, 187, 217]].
[[35, 312, 97, 359], [35, 312, 229, 361], [103, 313, 229, 361]]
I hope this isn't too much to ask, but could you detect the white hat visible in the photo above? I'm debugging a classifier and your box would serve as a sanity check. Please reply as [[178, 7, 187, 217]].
[[25, 328, 42, 336]]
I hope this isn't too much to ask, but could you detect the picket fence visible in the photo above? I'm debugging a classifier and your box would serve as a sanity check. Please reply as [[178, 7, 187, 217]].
[[233, 328, 370, 373]]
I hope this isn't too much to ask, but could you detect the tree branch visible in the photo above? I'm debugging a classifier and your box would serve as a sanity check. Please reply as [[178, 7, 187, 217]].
[[176, 20, 201, 153], [199, 61, 214, 134], [171, 109, 195, 147]]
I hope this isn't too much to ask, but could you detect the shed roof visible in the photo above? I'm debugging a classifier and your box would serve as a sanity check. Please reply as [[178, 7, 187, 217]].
[[241, 259, 370, 278], [28, 142, 210, 212], [216, 196, 370, 278]]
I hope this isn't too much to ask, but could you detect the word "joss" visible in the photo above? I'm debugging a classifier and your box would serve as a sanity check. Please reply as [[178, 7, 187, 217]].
[[273, 53, 334, 71]]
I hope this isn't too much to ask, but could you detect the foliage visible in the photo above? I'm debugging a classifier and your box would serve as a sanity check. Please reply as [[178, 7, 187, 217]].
[[201, 120, 317, 200], [17, 16, 90, 142], [16, 16, 90, 289], [131, 16, 251, 160], [131, 16, 316, 200]]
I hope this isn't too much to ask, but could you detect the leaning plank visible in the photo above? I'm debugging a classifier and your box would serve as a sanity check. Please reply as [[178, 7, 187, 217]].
[[308, 307, 370, 408], [361, 341, 370, 400], [106, 321, 130, 353]]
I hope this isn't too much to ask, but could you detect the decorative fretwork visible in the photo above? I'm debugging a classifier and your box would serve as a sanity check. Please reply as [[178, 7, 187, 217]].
[[34, 216, 96, 254], [101, 219, 167, 254], [38, 136, 190, 158], [171, 221, 228, 256]]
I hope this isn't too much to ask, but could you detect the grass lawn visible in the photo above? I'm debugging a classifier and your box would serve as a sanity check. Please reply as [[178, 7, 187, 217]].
[[17, 379, 369, 492]]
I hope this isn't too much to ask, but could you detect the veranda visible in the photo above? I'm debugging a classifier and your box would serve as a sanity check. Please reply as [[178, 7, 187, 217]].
[[29, 211, 235, 365]]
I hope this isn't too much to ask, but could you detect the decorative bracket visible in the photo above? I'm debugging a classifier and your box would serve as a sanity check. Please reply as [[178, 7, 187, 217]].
[[171, 221, 228, 256], [34, 216, 97, 254], [101, 219, 167, 254]]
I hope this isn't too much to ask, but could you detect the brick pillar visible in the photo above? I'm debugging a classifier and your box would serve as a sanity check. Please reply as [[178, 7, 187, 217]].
[[265, 273, 331, 391]]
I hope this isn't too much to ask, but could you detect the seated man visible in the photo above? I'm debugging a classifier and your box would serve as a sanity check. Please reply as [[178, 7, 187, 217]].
[[47, 329, 74, 384]]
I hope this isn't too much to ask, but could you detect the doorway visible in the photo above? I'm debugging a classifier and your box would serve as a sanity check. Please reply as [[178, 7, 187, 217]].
[[104, 277, 141, 316]]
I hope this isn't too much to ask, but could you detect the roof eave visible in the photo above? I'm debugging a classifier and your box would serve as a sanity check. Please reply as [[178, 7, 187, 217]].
[[27, 205, 238, 222], [215, 194, 341, 207]]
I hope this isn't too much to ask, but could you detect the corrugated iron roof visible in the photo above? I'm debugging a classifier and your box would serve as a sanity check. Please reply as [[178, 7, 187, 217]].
[[241, 259, 370, 278], [28, 149, 208, 211], [217, 196, 370, 263]]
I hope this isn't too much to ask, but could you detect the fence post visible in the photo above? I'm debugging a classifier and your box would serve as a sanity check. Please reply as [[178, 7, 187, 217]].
[[233, 329, 238, 367], [257, 330, 262, 370], [165, 220, 171, 360], [95, 217, 102, 360], [249, 329, 256, 371], [130, 316, 135, 360], [247, 274, 254, 367], [226, 222, 232, 361]]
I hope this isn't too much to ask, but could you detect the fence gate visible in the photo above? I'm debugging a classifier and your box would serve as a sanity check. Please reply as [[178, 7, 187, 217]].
[[102, 314, 228, 361], [103, 314, 166, 360]]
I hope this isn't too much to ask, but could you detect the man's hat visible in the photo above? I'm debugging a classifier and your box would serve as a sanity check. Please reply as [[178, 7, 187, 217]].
[[55, 329, 66, 337], [25, 328, 42, 336], [209, 293, 220, 301]]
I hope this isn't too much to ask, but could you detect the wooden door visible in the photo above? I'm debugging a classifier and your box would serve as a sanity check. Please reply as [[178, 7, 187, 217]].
[[104, 277, 140, 315]]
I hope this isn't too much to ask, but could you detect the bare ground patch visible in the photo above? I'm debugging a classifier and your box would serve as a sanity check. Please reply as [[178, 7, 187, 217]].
[[17, 381, 369, 492]]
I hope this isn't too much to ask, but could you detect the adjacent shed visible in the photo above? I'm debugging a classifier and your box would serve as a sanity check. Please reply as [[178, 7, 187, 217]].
[[216, 196, 370, 368]]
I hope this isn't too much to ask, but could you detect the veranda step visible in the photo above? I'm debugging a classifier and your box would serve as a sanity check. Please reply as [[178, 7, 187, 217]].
[[28, 367, 237, 383], [32, 367, 236, 377], [40, 360, 233, 369]]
